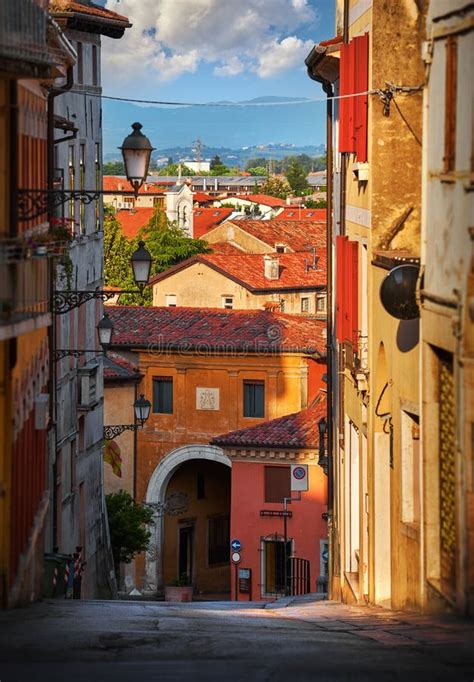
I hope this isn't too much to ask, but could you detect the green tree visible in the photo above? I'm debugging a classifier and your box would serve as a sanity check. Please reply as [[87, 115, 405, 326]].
[[103, 205, 133, 288], [155, 163, 194, 176], [260, 176, 292, 199], [247, 166, 269, 177], [305, 198, 327, 208], [210, 154, 222, 169], [244, 157, 269, 170], [285, 160, 309, 196], [103, 160, 125, 175], [106, 490, 154, 582]]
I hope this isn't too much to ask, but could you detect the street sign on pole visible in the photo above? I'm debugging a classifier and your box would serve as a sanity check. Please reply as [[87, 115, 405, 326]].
[[231, 551, 241, 564], [231, 539, 242, 552], [291, 464, 308, 491]]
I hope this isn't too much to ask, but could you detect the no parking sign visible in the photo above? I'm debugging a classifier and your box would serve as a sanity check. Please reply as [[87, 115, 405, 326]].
[[291, 464, 308, 492]]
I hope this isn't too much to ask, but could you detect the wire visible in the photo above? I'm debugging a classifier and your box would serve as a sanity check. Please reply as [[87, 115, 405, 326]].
[[61, 87, 381, 107]]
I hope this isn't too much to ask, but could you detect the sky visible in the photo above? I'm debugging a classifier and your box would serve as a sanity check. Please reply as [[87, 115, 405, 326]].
[[101, 0, 334, 103]]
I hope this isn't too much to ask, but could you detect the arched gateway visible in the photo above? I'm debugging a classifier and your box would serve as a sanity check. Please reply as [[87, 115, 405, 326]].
[[144, 444, 231, 593]]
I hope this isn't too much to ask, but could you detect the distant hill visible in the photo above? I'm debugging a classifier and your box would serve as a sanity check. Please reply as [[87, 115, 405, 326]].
[[103, 97, 326, 158]]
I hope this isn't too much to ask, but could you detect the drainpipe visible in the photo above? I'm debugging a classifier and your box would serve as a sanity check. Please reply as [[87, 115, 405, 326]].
[[47, 66, 73, 550], [307, 63, 335, 599]]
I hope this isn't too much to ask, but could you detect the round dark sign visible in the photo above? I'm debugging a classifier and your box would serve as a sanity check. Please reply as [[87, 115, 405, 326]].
[[380, 264, 420, 320]]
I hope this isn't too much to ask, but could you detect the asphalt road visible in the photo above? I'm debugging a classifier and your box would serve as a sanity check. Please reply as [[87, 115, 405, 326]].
[[0, 598, 472, 682]]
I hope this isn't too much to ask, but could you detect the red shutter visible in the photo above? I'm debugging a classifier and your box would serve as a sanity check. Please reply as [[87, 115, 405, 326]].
[[339, 34, 369, 161], [339, 43, 351, 152], [335, 235, 347, 342], [349, 240, 359, 346], [354, 33, 369, 162]]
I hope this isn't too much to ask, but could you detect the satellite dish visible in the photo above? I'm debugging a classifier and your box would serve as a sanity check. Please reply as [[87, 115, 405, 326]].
[[380, 264, 420, 320]]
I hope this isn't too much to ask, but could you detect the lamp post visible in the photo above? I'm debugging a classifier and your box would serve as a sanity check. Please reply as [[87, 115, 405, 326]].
[[53, 312, 115, 360], [119, 122, 155, 197], [18, 121, 154, 220], [52, 239, 153, 313], [318, 416, 328, 475], [104, 394, 152, 440]]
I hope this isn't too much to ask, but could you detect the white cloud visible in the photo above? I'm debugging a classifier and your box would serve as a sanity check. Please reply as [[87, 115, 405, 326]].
[[214, 57, 246, 77], [256, 36, 314, 78], [103, 0, 318, 91]]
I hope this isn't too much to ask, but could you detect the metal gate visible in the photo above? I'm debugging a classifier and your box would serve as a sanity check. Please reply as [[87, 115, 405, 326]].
[[289, 557, 311, 596]]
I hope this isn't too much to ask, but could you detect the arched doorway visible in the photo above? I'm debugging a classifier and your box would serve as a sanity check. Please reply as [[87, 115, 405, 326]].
[[144, 445, 231, 595]]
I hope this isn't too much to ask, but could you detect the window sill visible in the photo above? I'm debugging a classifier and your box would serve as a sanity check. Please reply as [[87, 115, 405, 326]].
[[439, 173, 456, 184]]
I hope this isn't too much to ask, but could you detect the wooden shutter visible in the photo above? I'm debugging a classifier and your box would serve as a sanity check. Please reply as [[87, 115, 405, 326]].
[[339, 34, 369, 161], [243, 381, 264, 418], [208, 516, 230, 565], [335, 236, 358, 346], [264, 466, 291, 503]]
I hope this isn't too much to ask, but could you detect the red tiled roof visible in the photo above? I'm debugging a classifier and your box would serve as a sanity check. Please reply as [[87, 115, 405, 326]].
[[211, 396, 327, 449], [116, 208, 155, 239], [193, 192, 214, 204], [193, 207, 234, 238], [209, 242, 245, 255], [50, 0, 130, 23], [103, 176, 165, 195], [276, 208, 327, 221], [149, 251, 326, 291], [103, 351, 140, 382], [209, 219, 326, 252], [234, 194, 287, 207], [108, 306, 326, 355]]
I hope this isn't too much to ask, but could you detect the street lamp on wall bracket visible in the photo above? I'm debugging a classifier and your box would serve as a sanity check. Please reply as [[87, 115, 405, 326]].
[[17, 121, 155, 221], [318, 416, 328, 476], [103, 394, 151, 441], [53, 312, 114, 360]]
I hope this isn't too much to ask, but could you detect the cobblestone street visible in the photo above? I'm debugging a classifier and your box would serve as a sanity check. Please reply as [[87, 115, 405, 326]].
[[0, 598, 472, 681]]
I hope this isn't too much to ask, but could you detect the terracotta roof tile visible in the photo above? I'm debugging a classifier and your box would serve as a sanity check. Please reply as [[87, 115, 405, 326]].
[[235, 194, 287, 207], [193, 207, 234, 237], [103, 176, 165, 194], [212, 219, 326, 252], [50, 0, 130, 23], [276, 208, 327, 221], [115, 208, 155, 239], [211, 396, 327, 449], [108, 306, 326, 355], [103, 351, 140, 381], [149, 251, 326, 291], [193, 192, 214, 204]]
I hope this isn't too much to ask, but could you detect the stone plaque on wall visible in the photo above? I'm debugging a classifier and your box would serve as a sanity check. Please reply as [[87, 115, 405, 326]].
[[196, 387, 220, 411]]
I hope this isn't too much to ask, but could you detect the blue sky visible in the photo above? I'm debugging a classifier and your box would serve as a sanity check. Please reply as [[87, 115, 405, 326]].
[[101, 0, 334, 102], [100, 1, 334, 149]]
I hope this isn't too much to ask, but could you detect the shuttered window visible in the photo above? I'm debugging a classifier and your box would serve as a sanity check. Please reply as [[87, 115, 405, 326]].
[[339, 33, 369, 162], [243, 381, 264, 418], [152, 377, 173, 414], [264, 466, 291, 503], [335, 236, 359, 346], [208, 515, 230, 565]]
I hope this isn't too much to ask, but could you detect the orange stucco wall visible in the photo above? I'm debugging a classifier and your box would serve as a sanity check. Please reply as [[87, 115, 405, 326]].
[[230, 460, 327, 601]]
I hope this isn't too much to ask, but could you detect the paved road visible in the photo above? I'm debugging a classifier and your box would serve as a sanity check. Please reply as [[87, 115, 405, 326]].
[[0, 598, 472, 681]]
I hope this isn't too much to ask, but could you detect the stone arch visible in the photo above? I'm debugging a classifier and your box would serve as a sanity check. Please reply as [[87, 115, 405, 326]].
[[144, 444, 231, 593]]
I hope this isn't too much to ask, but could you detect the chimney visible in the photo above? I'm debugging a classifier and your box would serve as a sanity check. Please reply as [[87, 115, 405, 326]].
[[286, 196, 291, 205], [264, 255, 280, 280]]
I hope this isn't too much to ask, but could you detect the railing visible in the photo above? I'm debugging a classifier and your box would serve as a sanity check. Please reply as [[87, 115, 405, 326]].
[[288, 557, 311, 596], [0, 0, 53, 69]]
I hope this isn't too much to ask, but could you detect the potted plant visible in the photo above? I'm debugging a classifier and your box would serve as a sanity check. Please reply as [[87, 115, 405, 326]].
[[164, 573, 193, 602]]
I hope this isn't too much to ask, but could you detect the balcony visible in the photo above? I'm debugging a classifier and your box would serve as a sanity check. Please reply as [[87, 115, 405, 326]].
[[0, 0, 54, 77]]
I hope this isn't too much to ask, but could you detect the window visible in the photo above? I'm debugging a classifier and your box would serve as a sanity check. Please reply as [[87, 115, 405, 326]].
[[443, 36, 457, 173], [243, 380, 264, 418], [68, 145, 75, 223], [280, 299, 285, 313], [275, 244, 285, 253], [152, 377, 173, 414], [222, 296, 233, 309], [77, 42, 83, 84], [166, 294, 177, 307], [92, 44, 98, 86], [208, 515, 230, 565], [301, 297, 309, 313], [79, 144, 85, 234], [316, 293, 327, 314], [95, 142, 100, 231], [264, 466, 290, 503]]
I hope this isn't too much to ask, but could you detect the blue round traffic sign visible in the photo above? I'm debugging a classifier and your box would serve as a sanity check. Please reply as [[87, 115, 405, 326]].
[[231, 539, 241, 552], [293, 466, 306, 480], [322, 549, 329, 562]]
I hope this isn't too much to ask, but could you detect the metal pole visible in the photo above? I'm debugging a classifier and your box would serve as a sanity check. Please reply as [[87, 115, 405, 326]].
[[283, 498, 288, 596], [234, 563, 238, 602]]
